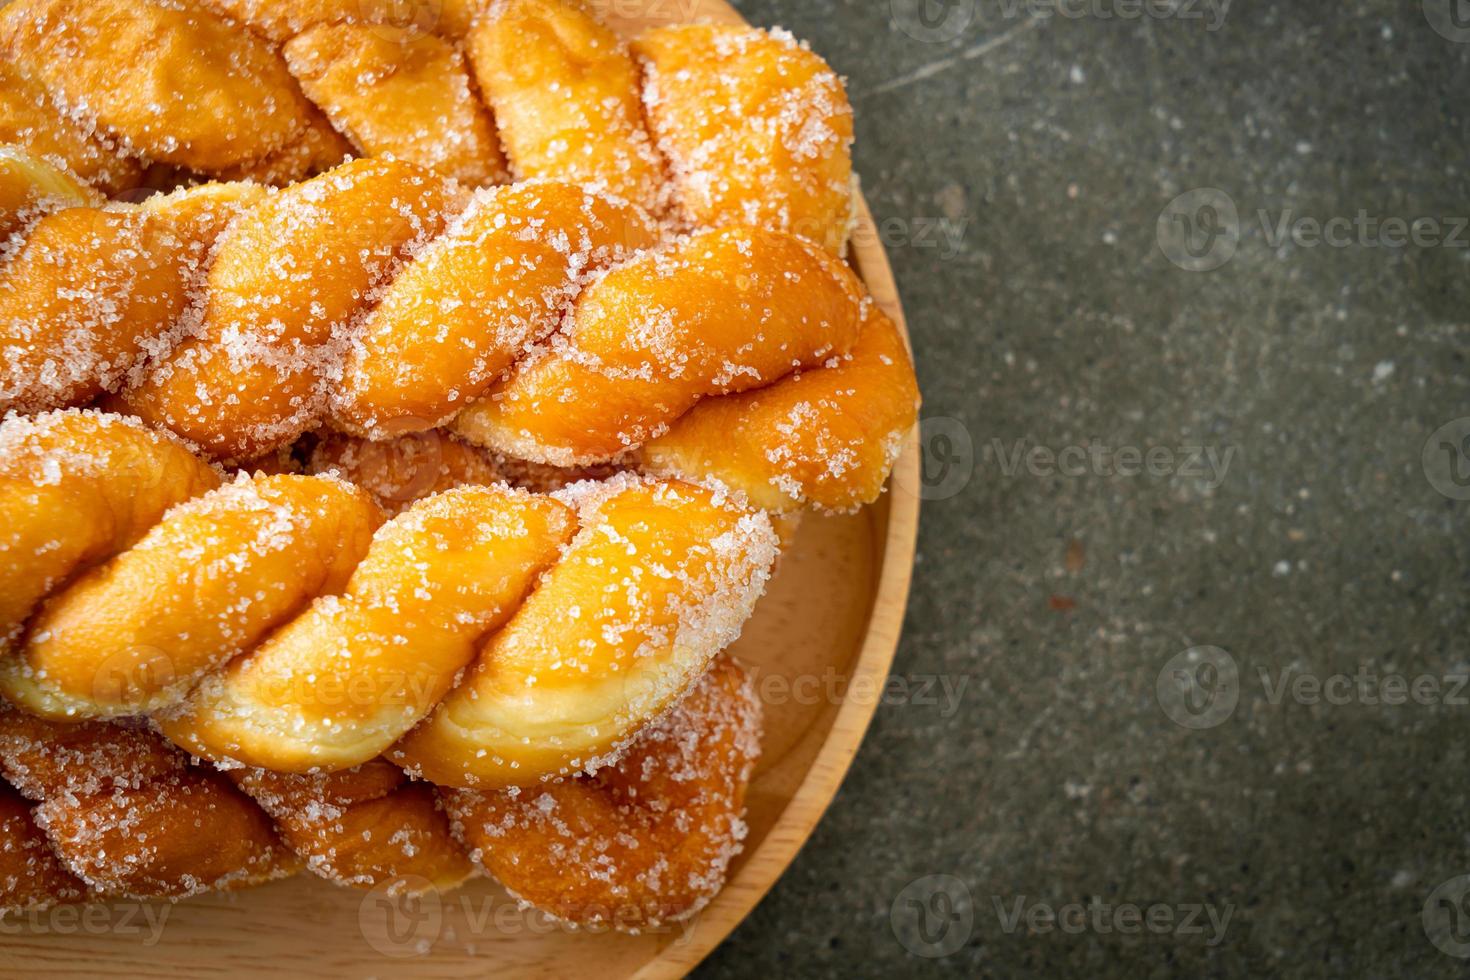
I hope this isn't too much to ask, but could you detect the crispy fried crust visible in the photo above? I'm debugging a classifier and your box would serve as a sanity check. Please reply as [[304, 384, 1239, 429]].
[[635, 24, 855, 253], [0, 63, 144, 195], [118, 158, 461, 461], [285, 25, 508, 186], [453, 226, 867, 465], [640, 307, 921, 513], [468, 0, 667, 214], [446, 655, 761, 928], [335, 180, 658, 436], [0, 706, 299, 899], [390, 478, 776, 788], [233, 760, 474, 891], [0, 475, 384, 718], [0, 146, 100, 240], [0, 781, 88, 912], [0, 411, 221, 649], [0, 0, 335, 176], [0, 181, 266, 415], [308, 431, 506, 515]]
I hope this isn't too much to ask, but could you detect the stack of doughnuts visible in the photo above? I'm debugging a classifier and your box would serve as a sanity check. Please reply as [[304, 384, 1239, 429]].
[[0, 0, 920, 931]]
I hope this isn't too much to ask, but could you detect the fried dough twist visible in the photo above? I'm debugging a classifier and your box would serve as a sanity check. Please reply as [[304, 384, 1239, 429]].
[[0, 411, 776, 790], [1, 151, 913, 511]]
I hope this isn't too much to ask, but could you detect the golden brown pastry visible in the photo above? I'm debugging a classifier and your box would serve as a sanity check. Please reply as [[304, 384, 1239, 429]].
[[635, 24, 855, 252], [467, 0, 667, 214], [0, 705, 298, 899], [0, 63, 145, 195], [0, 181, 266, 415], [640, 306, 921, 513], [0, 780, 89, 912], [0, 146, 100, 241], [453, 226, 867, 465], [307, 431, 506, 514], [232, 760, 474, 892], [335, 179, 658, 437], [0, 0, 342, 179], [446, 654, 761, 928], [118, 157, 461, 461], [284, 24, 508, 186], [0, 413, 777, 789]]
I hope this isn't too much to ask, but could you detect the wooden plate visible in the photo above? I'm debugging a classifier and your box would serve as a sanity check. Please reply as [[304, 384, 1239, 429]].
[[1, 4, 920, 976]]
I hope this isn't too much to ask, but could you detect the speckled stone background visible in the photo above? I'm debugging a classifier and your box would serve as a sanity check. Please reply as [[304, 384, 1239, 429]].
[[704, 1, 1470, 976]]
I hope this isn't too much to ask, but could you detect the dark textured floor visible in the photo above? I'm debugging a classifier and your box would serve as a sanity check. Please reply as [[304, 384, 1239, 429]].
[[704, 1, 1470, 976]]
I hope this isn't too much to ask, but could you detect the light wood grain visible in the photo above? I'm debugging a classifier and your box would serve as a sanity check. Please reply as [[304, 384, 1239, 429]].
[[0, 3, 921, 976]]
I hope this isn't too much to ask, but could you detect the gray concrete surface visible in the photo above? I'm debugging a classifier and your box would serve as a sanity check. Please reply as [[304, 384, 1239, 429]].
[[704, 1, 1470, 976]]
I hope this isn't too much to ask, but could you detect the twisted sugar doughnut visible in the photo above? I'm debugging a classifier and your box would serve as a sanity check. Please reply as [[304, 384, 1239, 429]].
[[115, 156, 463, 460], [1, 175, 267, 415], [0, 780, 88, 912], [0, 0, 852, 251], [231, 760, 474, 892], [640, 305, 921, 513], [0, 411, 221, 649], [332, 177, 658, 437], [0, 412, 777, 789], [451, 224, 867, 466], [634, 24, 856, 254], [0, 706, 299, 899], [445, 653, 760, 929], [466, 0, 668, 215], [0, 655, 763, 924], [0, 149, 911, 511], [284, 23, 509, 187], [0, 0, 350, 179]]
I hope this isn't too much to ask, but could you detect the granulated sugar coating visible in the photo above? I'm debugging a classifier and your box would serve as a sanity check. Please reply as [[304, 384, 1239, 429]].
[[468, 0, 670, 217], [119, 157, 461, 462], [453, 225, 867, 467], [445, 655, 762, 930], [0, 472, 384, 720], [0, 409, 221, 648], [0, 180, 264, 415], [285, 24, 509, 187], [0, 0, 337, 175], [389, 474, 777, 788], [0, 705, 297, 898], [232, 759, 473, 891], [0, 781, 88, 911], [0, 0, 922, 934], [641, 305, 921, 514], [635, 24, 855, 255]]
